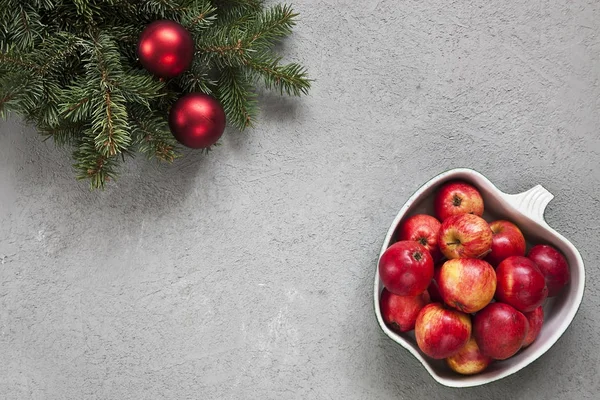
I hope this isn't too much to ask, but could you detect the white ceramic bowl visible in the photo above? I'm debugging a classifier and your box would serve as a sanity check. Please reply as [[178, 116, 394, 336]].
[[373, 168, 585, 387]]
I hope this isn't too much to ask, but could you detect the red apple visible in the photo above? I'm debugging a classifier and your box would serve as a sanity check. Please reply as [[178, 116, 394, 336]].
[[528, 245, 570, 297], [379, 241, 434, 296], [427, 266, 444, 303], [495, 256, 548, 312], [398, 214, 442, 261], [438, 214, 493, 259], [485, 220, 526, 266], [380, 288, 431, 333], [415, 303, 471, 359], [438, 259, 496, 313], [473, 302, 528, 360], [434, 181, 484, 221], [522, 306, 544, 347], [446, 337, 493, 375]]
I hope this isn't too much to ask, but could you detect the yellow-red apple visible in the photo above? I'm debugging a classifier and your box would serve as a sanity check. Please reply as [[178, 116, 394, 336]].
[[415, 303, 471, 359], [434, 181, 484, 221], [446, 337, 493, 375], [438, 214, 493, 259], [438, 258, 496, 313], [398, 214, 442, 262]]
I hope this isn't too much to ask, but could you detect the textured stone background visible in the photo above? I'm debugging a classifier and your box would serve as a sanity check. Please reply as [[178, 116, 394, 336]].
[[1, 1, 599, 399]]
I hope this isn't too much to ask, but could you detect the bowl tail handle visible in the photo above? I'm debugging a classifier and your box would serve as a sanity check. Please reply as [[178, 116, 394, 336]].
[[503, 185, 554, 226]]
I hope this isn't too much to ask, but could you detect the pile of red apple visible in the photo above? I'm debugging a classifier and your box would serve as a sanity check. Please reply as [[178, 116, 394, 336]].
[[379, 181, 570, 375]]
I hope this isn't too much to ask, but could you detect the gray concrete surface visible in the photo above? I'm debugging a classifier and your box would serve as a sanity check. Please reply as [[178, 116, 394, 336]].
[[1, 1, 599, 399]]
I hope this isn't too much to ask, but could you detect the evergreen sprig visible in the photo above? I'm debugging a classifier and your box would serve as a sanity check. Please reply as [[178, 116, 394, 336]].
[[0, 0, 310, 188]]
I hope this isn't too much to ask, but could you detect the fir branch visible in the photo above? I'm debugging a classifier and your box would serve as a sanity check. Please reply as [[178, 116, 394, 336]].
[[198, 39, 246, 57], [217, 66, 257, 129], [35, 32, 80, 76], [129, 106, 179, 162], [180, 1, 217, 32], [212, 1, 257, 29], [73, 133, 119, 189], [247, 4, 297, 49], [196, 31, 252, 71], [244, 55, 310, 96], [1, 32, 79, 77], [176, 58, 215, 94], [213, 0, 264, 12], [0, 71, 44, 119], [66, 97, 90, 113], [0, 93, 14, 118], [190, 11, 213, 27], [39, 120, 87, 146], [117, 71, 166, 107], [0, 71, 26, 117], [72, 0, 101, 26], [141, 0, 182, 18], [91, 89, 130, 157], [36, 80, 62, 126], [0, 52, 37, 71], [31, 0, 56, 10], [58, 75, 93, 122], [8, 5, 44, 50], [19, 8, 32, 41], [86, 33, 131, 156]]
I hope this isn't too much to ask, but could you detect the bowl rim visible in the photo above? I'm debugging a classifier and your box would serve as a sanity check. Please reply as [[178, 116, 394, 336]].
[[373, 167, 586, 387]]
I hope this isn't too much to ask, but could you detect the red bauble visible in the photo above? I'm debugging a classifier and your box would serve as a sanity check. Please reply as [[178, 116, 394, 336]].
[[169, 93, 226, 149], [137, 20, 194, 78]]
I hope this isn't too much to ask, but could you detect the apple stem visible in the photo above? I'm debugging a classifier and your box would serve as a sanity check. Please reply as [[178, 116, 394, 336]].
[[477, 249, 492, 259], [453, 301, 466, 312], [446, 241, 460, 246]]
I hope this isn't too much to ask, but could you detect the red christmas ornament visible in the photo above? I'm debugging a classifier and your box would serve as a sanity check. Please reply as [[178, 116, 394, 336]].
[[168, 93, 226, 149], [137, 20, 194, 78]]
